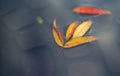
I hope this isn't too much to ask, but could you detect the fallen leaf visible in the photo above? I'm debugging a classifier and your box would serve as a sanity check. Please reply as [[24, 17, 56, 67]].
[[63, 36, 98, 48], [73, 6, 111, 15], [37, 16, 44, 24], [72, 20, 92, 38], [66, 21, 79, 40], [52, 19, 99, 49], [52, 19, 64, 47]]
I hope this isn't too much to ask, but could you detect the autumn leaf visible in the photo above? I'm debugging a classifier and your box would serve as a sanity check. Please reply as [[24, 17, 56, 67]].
[[52, 19, 99, 49], [52, 19, 64, 47], [73, 6, 111, 15], [66, 21, 79, 40], [63, 36, 98, 48], [72, 20, 92, 38]]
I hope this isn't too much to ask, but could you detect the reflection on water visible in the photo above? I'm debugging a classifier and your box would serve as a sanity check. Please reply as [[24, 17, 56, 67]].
[[1, 0, 120, 76]]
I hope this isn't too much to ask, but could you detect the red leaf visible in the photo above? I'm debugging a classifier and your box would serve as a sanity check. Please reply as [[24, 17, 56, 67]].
[[73, 6, 111, 15]]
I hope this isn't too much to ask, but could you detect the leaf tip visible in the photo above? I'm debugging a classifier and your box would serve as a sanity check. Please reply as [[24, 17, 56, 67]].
[[89, 36, 99, 42], [53, 18, 57, 27], [106, 11, 112, 15]]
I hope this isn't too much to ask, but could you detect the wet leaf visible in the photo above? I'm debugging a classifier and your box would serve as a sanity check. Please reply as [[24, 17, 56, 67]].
[[66, 21, 79, 40], [63, 36, 98, 48], [37, 16, 44, 24], [52, 19, 64, 47], [52, 19, 99, 49], [72, 20, 92, 38], [73, 6, 111, 15]]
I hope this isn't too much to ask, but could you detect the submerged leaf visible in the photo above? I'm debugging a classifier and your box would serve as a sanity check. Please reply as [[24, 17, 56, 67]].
[[66, 21, 79, 40], [52, 19, 64, 47], [72, 20, 92, 38], [37, 16, 44, 24], [63, 36, 98, 48]]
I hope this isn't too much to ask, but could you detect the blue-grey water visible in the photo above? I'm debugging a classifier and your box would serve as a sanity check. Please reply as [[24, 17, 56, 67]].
[[0, 0, 120, 76]]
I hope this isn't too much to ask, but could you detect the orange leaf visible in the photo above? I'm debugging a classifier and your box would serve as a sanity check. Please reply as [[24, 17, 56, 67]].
[[63, 36, 98, 48], [73, 6, 111, 15], [52, 19, 64, 47], [66, 21, 79, 40], [72, 20, 92, 38]]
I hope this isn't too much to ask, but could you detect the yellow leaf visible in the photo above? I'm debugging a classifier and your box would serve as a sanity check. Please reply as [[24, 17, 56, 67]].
[[63, 36, 98, 48], [52, 19, 64, 47], [72, 20, 92, 38], [66, 21, 79, 40]]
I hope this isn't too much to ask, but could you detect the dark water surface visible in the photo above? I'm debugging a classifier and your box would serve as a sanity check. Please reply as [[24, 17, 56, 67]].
[[0, 0, 120, 76]]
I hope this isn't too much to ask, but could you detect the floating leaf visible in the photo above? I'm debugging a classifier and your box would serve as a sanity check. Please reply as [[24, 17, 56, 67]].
[[63, 36, 98, 48], [37, 16, 44, 24], [52, 19, 64, 47], [52, 19, 99, 49], [72, 20, 92, 38], [66, 21, 79, 40], [73, 6, 111, 15]]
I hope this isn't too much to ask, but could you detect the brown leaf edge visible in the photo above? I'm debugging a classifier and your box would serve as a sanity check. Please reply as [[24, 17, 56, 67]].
[[52, 19, 99, 49], [72, 19, 92, 38], [52, 19, 64, 47], [66, 21, 79, 40]]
